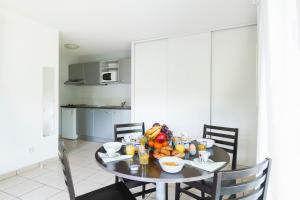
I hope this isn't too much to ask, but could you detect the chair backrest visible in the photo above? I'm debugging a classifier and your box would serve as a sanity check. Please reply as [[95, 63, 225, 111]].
[[114, 122, 145, 141], [203, 124, 238, 170], [212, 158, 271, 200], [58, 140, 76, 200]]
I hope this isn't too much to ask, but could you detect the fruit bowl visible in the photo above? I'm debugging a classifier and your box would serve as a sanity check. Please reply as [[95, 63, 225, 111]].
[[159, 156, 184, 173], [103, 142, 122, 157], [145, 123, 173, 150]]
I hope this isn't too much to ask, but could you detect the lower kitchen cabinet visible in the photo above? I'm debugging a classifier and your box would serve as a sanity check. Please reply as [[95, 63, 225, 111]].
[[93, 110, 113, 140], [77, 108, 94, 137], [76, 108, 131, 142], [112, 110, 131, 125]]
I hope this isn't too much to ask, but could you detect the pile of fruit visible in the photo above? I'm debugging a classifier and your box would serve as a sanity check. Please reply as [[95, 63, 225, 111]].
[[145, 123, 188, 159], [145, 123, 173, 150]]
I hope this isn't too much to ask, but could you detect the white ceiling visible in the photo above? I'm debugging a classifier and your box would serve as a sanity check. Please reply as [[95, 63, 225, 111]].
[[0, 0, 257, 56]]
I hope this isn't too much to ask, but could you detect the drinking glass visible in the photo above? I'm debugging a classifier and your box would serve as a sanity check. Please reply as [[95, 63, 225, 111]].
[[138, 148, 149, 165], [126, 143, 135, 156], [198, 141, 207, 151]]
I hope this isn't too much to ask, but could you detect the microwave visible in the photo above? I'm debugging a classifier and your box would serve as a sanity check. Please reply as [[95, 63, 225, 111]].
[[101, 71, 118, 83]]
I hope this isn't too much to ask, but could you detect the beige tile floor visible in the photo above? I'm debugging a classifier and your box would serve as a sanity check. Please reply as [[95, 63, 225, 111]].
[[0, 140, 195, 200]]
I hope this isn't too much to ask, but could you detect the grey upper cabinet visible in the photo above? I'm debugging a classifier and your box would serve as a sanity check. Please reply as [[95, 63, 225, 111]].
[[69, 64, 84, 80], [83, 62, 100, 85], [77, 108, 94, 137], [93, 110, 113, 140], [118, 58, 131, 83], [65, 64, 84, 84], [66, 59, 130, 85], [66, 62, 101, 85]]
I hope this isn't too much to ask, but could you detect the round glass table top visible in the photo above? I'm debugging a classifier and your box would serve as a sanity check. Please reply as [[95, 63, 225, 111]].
[[95, 145, 230, 183]]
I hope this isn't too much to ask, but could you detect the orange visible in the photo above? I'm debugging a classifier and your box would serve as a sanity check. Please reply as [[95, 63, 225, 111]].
[[162, 141, 169, 147], [148, 140, 154, 147], [154, 142, 163, 149]]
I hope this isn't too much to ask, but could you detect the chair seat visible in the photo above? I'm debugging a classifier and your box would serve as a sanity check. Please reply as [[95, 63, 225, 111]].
[[76, 182, 136, 200]]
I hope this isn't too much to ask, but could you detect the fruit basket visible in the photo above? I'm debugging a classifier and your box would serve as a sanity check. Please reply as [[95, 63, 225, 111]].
[[144, 123, 186, 159]]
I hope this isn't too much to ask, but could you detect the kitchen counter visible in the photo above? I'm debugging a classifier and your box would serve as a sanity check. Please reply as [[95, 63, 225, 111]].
[[61, 104, 131, 143], [60, 104, 131, 110]]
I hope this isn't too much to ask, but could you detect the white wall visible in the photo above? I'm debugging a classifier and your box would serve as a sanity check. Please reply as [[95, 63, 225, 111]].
[[0, 10, 59, 175], [59, 52, 131, 106]]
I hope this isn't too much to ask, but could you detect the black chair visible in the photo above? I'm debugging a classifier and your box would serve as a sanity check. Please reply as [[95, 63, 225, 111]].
[[114, 122, 145, 142], [175, 158, 271, 200], [176, 124, 239, 199], [58, 140, 136, 200], [203, 124, 239, 170], [114, 122, 157, 199]]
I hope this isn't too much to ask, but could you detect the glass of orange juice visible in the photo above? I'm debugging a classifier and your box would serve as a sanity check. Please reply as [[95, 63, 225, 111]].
[[138, 148, 149, 165], [126, 143, 135, 156], [198, 142, 207, 151]]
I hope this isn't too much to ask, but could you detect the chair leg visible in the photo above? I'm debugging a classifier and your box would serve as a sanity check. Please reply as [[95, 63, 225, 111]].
[[115, 176, 118, 183], [175, 183, 180, 200], [201, 191, 205, 197], [142, 184, 145, 199], [165, 183, 168, 200]]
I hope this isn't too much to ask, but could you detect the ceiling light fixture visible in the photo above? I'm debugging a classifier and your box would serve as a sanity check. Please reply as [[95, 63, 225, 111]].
[[64, 43, 80, 50]]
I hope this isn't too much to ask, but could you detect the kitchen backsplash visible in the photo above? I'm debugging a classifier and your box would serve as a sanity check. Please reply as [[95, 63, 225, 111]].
[[66, 84, 131, 106]]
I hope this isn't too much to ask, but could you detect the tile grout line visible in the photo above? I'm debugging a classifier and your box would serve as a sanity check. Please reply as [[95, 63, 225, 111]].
[[13, 174, 65, 199], [1, 140, 143, 199]]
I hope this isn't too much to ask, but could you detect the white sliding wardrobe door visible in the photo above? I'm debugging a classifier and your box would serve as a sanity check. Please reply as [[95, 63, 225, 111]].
[[167, 33, 211, 138], [211, 26, 257, 166], [133, 39, 168, 128]]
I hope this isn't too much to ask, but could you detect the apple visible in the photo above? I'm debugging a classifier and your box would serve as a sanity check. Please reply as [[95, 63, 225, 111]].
[[155, 133, 167, 143]]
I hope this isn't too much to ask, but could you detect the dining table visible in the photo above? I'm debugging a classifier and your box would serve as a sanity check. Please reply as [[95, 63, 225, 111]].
[[95, 144, 230, 200]]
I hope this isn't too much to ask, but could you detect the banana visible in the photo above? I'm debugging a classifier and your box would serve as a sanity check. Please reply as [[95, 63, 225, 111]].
[[145, 126, 161, 137], [148, 127, 161, 139]]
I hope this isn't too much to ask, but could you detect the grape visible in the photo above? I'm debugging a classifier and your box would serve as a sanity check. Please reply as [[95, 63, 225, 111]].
[[161, 124, 169, 133], [166, 130, 173, 140]]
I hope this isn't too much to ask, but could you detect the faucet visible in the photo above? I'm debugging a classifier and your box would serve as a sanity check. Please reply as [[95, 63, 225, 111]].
[[121, 101, 126, 107]]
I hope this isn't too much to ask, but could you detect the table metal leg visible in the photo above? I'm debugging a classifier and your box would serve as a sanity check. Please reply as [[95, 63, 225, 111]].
[[156, 182, 166, 200]]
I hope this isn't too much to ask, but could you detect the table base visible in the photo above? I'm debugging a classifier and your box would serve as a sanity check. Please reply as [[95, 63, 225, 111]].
[[156, 182, 166, 200]]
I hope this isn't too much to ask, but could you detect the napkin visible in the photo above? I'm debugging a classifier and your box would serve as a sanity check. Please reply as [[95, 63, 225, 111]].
[[98, 152, 133, 163], [185, 159, 226, 172]]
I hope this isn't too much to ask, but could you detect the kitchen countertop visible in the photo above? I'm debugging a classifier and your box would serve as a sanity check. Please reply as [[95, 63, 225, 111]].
[[60, 104, 131, 110]]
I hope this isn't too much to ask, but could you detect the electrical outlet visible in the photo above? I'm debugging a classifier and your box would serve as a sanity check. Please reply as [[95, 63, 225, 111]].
[[28, 146, 35, 153]]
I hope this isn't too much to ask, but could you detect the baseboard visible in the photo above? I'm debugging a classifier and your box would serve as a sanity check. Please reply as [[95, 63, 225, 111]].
[[0, 171, 17, 181], [39, 155, 59, 168], [0, 155, 58, 181], [16, 163, 40, 174]]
